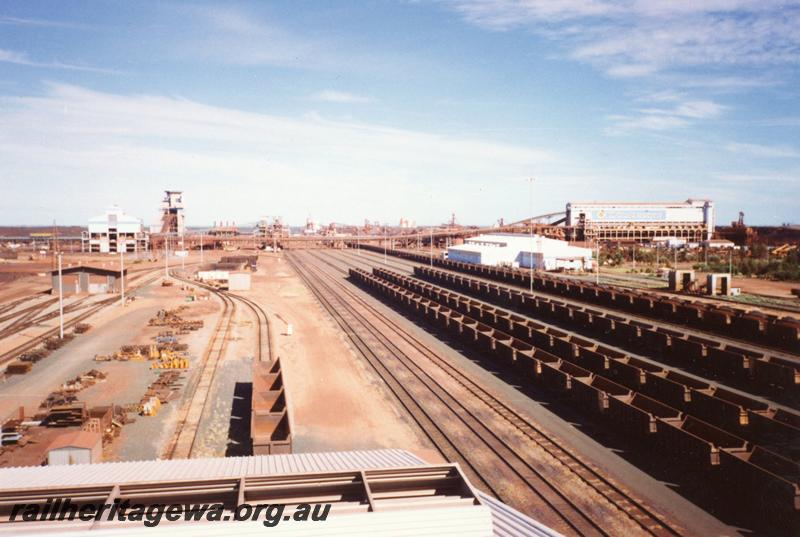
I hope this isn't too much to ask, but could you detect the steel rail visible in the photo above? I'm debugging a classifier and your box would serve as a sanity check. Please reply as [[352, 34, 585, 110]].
[[162, 272, 235, 459], [311, 250, 684, 537], [290, 251, 624, 537], [0, 269, 165, 366]]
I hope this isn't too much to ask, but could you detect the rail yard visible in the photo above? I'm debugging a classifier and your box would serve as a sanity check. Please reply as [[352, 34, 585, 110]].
[[0, 204, 798, 536], [0, 219, 800, 536]]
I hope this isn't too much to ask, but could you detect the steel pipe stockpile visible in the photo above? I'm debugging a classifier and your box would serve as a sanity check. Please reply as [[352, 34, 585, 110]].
[[657, 416, 749, 468], [719, 446, 799, 520], [374, 266, 800, 441], [607, 392, 683, 440], [572, 375, 630, 415], [347, 265, 800, 516], [415, 265, 800, 394], [370, 246, 800, 353]]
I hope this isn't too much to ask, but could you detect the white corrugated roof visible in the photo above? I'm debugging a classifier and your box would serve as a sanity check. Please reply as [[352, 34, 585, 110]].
[[0, 449, 560, 537], [88, 207, 143, 225], [0, 449, 421, 488]]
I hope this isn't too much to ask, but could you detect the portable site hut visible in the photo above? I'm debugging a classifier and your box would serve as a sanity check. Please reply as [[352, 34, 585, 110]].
[[46, 430, 102, 466]]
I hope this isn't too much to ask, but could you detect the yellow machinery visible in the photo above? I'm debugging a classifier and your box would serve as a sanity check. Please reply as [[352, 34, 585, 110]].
[[139, 396, 162, 416], [772, 244, 798, 257]]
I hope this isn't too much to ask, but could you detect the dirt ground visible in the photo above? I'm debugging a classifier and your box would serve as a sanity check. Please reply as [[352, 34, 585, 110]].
[[731, 277, 799, 298], [0, 256, 226, 464], [1, 250, 442, 465], [248, 254, 442, 463]]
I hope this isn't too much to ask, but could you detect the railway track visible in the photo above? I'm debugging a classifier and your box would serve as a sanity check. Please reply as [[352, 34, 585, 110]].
[[290, 251, 684, 537], [0, 297, 57, 326], [163, 280, 235, 460], [0, 268, 165, 366], [0, 297, 96, 341], [163, 270, 272, 459]]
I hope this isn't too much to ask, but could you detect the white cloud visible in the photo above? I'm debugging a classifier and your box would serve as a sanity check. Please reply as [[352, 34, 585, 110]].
[[0, 48, 120, 74], [607, 96, 724, 133], [168, 5, 424, 77], [672, 100, 725, 119], [724, 142, 800, 158], [309, 90, 374, 104], [0, 83, 552, 224], [606, 113, 689, 132], [171, 6, 317, 67], [448, 1, 800, 77], [0, 16, 90, 29], [712, 171, 800, 184]]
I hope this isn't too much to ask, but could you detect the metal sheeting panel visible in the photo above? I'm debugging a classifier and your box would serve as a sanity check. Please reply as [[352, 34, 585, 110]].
[[0, 449, 423, 489], [0, 449, 559, 537], [478, 493, 563, 537]]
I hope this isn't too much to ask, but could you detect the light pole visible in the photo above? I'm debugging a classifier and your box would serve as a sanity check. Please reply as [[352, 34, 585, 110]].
[[595, 242, 600, 285], [528, 177, 535, 293], [430, 226, 433, 267], [57, 252, 64, 339], [384, 227, 387, 265], [200, 232, 204, 264], [165, 235, 169, 277], [120, 250, 125, 307]]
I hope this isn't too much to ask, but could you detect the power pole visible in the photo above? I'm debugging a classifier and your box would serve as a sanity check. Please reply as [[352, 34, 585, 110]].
[[165, 235, 169, 277], [120, 250, 125, 307], [528, 177, 535, 293], [430, 226, 433, 267], [58, 252, 64, 339], [200, 232, 204, 264], [595, 242, 600, 285]]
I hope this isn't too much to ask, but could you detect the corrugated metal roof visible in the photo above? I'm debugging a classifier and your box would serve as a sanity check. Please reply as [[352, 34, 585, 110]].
[[46, 430, 102, 451], [0, 449, 561, 537], [0, 449, 422, 489], [478, 493, 562, 537]]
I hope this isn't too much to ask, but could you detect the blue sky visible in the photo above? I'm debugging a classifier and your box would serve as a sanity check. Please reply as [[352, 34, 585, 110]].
[[0, 1, 798, 227]]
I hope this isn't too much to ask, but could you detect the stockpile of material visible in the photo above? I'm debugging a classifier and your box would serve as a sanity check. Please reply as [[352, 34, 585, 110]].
[[44, 404, 87, 428], [5, 361, 32, 375], [138, 371, 184, 416], [148, 307, 203, 332]]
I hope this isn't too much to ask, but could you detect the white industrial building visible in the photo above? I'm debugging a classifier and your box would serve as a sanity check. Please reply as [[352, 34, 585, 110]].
[[81, 206, 150, 254], [197, 270, 251, 290], [447, 233, 593, 271], [566, 199, 714, 242], [46, 431, 102, 466]]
